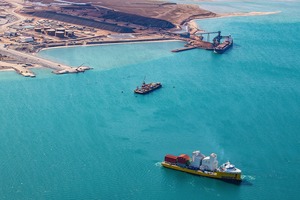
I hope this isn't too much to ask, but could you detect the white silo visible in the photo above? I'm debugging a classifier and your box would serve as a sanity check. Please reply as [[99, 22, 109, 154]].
[[209, 153, 218, 171], [190, 150, 205, 169], [200, 153, 218, 171]]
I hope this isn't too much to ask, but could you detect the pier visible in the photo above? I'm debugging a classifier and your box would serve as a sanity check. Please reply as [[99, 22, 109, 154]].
[[171, 40, 213, 52], [170, 31, 223, 53]]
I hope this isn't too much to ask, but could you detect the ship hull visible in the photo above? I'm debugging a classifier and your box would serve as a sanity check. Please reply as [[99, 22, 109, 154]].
[[134, 84, 162, 94], [214, 40, 233, 54], [161, 162, 242, 182]]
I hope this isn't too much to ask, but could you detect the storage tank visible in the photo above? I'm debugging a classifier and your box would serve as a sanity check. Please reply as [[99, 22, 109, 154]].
[[46, 29, 55, 36], [55, 31, 65, 38], [56, 27, 65, 33], [65, 30, 74, 37], [34, 27, 42, 32]]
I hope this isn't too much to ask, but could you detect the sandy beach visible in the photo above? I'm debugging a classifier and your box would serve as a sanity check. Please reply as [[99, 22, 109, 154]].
[[218, 11, 281, 18]]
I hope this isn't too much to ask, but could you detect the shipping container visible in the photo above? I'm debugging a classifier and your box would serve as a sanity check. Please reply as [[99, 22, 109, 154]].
[[177, 154, 190, 164], [165, 154, 177, 163]]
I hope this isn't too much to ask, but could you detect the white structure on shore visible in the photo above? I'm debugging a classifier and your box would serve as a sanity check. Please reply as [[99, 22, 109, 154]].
[[20, 36, 34, 43], [4, 31, 17, 37]]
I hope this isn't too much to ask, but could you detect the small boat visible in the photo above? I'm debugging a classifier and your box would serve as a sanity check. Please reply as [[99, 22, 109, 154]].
[[134, 81, 162, 94], [214, 35, 233, 54]]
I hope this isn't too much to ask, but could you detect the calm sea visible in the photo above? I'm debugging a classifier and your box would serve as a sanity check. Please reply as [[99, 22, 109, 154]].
[[0, 0, 299, 199]]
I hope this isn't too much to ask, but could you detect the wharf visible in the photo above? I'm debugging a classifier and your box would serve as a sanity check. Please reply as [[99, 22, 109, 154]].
[[171, 46, 197, 52]]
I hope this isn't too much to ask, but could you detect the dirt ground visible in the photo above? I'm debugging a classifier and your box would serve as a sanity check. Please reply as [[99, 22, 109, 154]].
[[27, 0, 216, 25]]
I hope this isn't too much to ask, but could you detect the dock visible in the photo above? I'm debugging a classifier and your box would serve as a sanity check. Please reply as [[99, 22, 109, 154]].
[[171, 46, 197, 52], [170, 30, 225, 53]]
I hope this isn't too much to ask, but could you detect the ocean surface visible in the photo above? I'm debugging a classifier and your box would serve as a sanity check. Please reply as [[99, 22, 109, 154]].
[[1, 0, 300, 199]]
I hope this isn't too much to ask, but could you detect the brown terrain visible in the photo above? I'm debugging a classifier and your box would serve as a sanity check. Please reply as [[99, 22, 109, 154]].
[[0, 0, 218, 77], [27, 0, 217, 27]]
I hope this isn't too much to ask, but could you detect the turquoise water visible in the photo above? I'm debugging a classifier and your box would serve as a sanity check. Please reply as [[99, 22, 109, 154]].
[[171, 0, 300, 15], [1, 0, 300, 199]]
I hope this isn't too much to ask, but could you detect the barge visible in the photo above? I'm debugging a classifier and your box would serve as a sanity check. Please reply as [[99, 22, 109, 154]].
[[134, 81, 162, 94]]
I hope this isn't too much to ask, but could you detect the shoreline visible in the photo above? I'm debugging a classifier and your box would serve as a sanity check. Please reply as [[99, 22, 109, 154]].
[[0, 38, 181, 77], [216, 11, 281, 19], [38, 38, 182, 52], [183, 10, 281, 34], [188, 10, 281, 21], [0, 0, 282, 77], [0, 68, 13, 72], [37, 10, 281, 53]]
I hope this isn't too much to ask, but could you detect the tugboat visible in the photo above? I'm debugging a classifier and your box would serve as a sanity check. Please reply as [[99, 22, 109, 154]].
[[162, 150, 242, 183], [214, 35, 233, 54], [134, 81, 162, 94]]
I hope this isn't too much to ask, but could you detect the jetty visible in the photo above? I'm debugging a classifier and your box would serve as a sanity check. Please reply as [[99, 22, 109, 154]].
[[52, 66, 92, 74], [171, 46, 197, 52], [171, 31, 224, 53], [0, 61, 35, 77], [0, 45, 92, 76]]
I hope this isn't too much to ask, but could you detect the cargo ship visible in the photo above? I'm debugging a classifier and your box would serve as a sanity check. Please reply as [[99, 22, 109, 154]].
[[214, 35, 233, 54], [134, 81, 162, 94], [162, 150, 242, 183]]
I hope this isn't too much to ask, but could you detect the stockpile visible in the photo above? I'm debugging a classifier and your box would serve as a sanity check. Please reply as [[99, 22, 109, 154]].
[[103, 11, 175, 29], [30, 11, 134, 33]]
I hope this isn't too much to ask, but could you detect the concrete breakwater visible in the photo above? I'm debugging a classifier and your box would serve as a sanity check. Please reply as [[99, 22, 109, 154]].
[[0, 61, 35, 77], [0, 46, 92, 76], [52, 66, 92, 75]]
